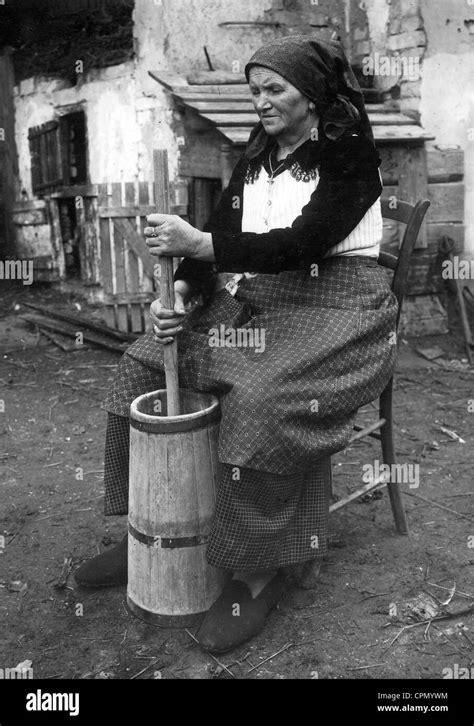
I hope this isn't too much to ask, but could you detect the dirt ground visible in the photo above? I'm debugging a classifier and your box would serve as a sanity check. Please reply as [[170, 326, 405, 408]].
[[0, 281, 473, 681]]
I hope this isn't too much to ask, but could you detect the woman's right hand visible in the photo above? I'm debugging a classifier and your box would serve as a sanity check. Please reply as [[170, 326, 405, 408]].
[[150, 281, 191, 345]]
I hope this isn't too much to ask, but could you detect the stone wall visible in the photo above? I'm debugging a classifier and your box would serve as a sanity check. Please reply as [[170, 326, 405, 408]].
[[419, 0, 474, 259], [349, 0, 426, 116]]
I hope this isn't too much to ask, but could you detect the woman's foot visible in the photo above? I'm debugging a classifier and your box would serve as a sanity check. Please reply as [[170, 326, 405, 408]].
[[74, 534, 128, 587], [232, 569, 277, 597], [196, 570, 286, 654]]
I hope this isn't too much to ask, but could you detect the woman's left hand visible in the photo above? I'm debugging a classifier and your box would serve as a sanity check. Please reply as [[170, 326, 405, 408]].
[[144, 214, 214, 260]]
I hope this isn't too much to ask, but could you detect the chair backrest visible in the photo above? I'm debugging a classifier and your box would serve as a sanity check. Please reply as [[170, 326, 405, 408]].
[[379, 198, 431, 326]]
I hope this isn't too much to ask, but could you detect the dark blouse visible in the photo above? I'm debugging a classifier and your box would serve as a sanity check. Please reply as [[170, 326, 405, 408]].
[[174, 131, 382, 300]]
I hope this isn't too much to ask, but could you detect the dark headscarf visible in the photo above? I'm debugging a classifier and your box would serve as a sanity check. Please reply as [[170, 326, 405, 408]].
[[244, 35, 373, 160]]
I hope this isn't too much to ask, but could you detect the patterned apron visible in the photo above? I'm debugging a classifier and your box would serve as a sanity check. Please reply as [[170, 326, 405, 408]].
[[102, 256, 397, 571]]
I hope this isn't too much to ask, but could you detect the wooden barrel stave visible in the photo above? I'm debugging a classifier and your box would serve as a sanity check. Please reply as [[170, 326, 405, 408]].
[[128, 389, 225, 626]]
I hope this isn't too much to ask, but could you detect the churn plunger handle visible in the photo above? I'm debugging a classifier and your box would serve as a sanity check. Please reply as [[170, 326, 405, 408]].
[[153, 149, 181, 416]]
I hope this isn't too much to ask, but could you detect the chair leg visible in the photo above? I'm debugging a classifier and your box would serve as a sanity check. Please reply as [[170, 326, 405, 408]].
[[380, 382, 409, 535]]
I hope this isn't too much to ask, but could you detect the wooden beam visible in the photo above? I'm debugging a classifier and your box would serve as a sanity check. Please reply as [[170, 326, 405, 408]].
[[374, 126, 434, 142], [98, 204, 187, 218], [50, 184, 99, 198], [21, 302, 138, 342], [104, 292, 156, 305], [21, 314, 132, 354]]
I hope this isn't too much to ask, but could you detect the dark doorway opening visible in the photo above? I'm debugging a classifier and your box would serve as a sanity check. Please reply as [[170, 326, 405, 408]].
[[57, 110, 88, 276], [60, 111, 87, 187]]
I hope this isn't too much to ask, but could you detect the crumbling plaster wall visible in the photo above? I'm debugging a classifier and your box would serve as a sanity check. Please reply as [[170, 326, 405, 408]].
[[133, 0, 274, 182], [349, 0, 473, 258], [13, 0, 473, 259], [419, 0, 474, 258], [13, 0, 275, 197], [13, 62, 148, 198]]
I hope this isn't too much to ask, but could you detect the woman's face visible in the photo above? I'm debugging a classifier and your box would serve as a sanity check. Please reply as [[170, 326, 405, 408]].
[[248, 66, 315, 143]]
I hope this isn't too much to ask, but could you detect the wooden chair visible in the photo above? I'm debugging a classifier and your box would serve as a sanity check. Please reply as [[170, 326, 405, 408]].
[[329, 197, 431, 535]]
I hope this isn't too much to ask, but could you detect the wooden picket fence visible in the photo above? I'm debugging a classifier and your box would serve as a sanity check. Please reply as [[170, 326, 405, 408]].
[[97, 181, 186, 333]]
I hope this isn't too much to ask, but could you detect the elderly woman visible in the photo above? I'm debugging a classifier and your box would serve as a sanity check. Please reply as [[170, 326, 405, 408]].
[[75, 36, 397, 653]]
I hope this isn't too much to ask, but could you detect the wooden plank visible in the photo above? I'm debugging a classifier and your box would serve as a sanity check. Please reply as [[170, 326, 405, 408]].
[[397, 146, 429, 248], [384, 183, 464, 223], [98, 183, 116, 329], [111, 182, 129, 332], [39, 132, 48, 187], [188, 100, 256, 114], [175, 83, 249, 96], [98, 204, 186, 218], [83, 196, 101, 286], [380, 147, 464, 185], [374, 126, 434, 142], [215, 127, 253, 145], [202, 112, 258, 126], [186, 101, 406, 118], [104, 292, 156, 305], [76, 192, 89, 285], [149, 70, 385, 103], [426, 148, 464, 183], [59, 114, 71, 186], [186, 71, 247, 85], [113, 218, 156, 279], [46, 198, 65, 276], [179, 92, 253, 104], [148, 70, 251, 96], [50, 184, 98, 199], [28, 119, 59, 137], [365, 103, 401, 114], [21, 314, 132, 354], [22, 302, 137, 342], [40, 328, 87, 352], [205, 111, 414, 128], [217, 125, 434, 146], [369, 113, 418, 126], [29, 137, 40, 193], [124, 181, 143, 333]]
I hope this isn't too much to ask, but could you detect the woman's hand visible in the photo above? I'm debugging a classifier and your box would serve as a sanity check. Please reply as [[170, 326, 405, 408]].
[[150, 280, 192, 345], [144, 214, 214, 261]]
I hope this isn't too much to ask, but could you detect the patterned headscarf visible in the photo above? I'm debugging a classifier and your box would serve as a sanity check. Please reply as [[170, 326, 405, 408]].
[[244, 35, 373, 160]]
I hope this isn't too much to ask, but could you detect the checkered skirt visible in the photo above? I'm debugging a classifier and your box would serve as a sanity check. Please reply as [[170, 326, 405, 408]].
[[102, 256, 397, 570]]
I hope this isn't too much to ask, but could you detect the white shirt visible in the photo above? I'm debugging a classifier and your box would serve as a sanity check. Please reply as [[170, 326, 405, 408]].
[[241, 164, 381, 259]]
